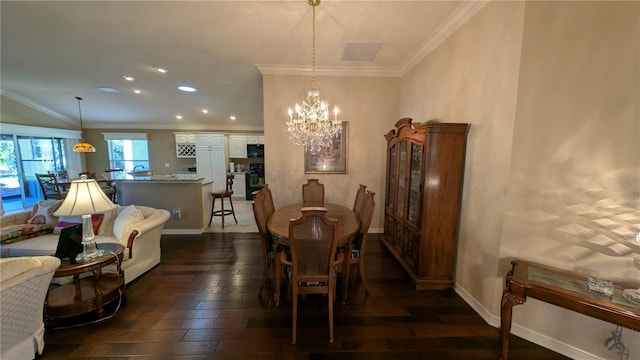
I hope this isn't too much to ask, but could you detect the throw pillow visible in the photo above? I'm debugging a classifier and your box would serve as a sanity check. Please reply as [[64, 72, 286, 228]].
[[53, 213, 104, 235], [27, 200, 62, 224], [97, 207, 118, 236], [113, 205, 144, 243]]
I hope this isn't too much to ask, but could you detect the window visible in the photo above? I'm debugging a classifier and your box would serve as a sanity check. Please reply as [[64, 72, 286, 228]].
[[103, 133, 149, 171], [1, 134, 67, 212]]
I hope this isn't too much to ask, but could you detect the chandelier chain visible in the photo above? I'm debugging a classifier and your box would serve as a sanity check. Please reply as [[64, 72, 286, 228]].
[[311, 4, 316, 90], [286, 0, 342, 151]]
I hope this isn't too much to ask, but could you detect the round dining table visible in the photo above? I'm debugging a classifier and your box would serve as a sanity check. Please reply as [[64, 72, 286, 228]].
[[266, 202, 360, 305]]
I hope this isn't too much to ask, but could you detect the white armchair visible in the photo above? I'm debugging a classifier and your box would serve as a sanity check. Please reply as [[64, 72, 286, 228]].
[[1, 256, 60, 360]]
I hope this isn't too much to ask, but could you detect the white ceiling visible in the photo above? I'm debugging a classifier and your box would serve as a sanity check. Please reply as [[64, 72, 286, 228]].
[[1, 1, 486, 131]]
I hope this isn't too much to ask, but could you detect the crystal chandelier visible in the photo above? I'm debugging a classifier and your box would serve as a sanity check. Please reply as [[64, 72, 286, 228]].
[[286, 0, 342, 150]]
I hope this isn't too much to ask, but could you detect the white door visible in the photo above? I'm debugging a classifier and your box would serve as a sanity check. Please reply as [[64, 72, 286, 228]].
[[195, 133, 226, 187], [210, 146, 227, 192]]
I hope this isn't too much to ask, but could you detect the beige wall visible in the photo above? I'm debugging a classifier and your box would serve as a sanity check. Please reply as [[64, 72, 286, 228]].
[[502, 1, 639, 357], [262, 74, 400, 231], [402, 0, 524, 313], [81, 129, 201, 176], [402, 1, 639, 358]]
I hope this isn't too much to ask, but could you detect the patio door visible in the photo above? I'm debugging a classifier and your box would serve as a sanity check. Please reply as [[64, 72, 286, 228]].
[[0, 134, 66, 214]]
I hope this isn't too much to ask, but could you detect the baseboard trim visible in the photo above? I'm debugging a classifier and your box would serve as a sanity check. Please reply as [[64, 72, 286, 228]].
[[162, 229, 202, 235], [454, 283, 606, 360]]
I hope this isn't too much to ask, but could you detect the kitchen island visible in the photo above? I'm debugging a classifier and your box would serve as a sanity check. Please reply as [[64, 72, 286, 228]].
[[112, 174, 213, 233]]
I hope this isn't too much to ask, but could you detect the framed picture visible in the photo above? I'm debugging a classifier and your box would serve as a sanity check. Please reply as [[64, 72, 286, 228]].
[[305, 122, 348, 174]]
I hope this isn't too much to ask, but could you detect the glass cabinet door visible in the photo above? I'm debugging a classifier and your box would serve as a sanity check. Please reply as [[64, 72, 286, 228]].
[[387, 145, 396, 210], [407, 142, 422, 225], [396, 141, 407, 217]]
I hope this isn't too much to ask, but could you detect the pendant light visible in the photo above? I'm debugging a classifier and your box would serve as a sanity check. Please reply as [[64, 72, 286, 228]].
[[72, 96, 96, 153]]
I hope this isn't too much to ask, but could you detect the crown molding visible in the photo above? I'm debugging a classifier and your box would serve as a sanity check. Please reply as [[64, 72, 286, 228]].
[[1, 90, 76, 125], [400, 0, 490, 75], [255, 64, 401, 77], [257, 0, 489, 78], [90, 121, 264, 132]]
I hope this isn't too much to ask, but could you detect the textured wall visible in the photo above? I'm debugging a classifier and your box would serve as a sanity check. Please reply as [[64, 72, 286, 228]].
[[401, 1, 639, 358], [262, 74, 400, 231]]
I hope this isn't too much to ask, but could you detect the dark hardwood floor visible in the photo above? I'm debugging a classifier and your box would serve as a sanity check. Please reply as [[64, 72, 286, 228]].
[[40, 233, 568, 359]]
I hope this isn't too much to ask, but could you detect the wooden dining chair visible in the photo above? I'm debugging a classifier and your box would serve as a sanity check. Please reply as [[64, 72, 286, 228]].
[[252, 188, 275, 297], [280, 208, 344, 344], [352, 184, 367, 216], [342, 190, 375, 304], [261, 184, 275, 219], [302, 179, 324, 206], [35, 173, 67, 200], [208, 174, 237, 228], [48, 170, 69, 183], [79, 171, 117, 203]]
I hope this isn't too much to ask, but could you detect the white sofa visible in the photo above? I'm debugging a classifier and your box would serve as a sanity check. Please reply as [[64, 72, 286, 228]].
[[0, 256, 60, 360], [0, 205, 170, 284]]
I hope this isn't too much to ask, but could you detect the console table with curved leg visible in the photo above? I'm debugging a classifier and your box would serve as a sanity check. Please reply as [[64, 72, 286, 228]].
[[500, 260, 640, 359]]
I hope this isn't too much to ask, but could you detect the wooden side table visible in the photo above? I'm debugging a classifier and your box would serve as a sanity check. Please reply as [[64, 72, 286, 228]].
[[500, 260, 640, 360], [45, 243, 125, 323]]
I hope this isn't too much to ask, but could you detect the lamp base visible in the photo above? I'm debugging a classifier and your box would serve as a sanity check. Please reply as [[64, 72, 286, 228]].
[[75, 249, 104, 262], [75, 236, 103, 262]]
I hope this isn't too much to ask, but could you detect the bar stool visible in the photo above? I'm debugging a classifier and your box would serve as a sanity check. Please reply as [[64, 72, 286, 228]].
[[208, 174, 238, 228]]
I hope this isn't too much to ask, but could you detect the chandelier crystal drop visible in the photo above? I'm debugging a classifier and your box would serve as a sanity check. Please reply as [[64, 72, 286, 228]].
[[286, 0, 342, 150]]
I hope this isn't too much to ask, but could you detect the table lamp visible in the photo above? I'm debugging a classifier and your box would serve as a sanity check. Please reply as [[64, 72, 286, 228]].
[[54, 175, 116, 261]]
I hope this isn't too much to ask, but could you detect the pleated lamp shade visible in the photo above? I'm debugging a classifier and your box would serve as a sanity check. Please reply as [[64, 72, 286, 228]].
[[54, 177, 116, 216]]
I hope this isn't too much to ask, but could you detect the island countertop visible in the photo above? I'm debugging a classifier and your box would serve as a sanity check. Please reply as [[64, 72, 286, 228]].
[[111, 173, 211, 184]]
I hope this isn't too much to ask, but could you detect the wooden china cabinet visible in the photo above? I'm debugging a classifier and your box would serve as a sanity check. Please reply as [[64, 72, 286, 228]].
[[382, 118, 470, 290]]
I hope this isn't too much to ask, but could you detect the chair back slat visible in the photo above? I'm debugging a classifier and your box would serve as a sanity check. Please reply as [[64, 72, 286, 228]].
[[352, 184, 367, 215], [35, 173, 66, 200], [355, 190, 375, 252], [288, 208, 338, 281], [262, 184, 275, 219], [225, 174, 235, 194], [302, 179, 324, 206], [48, 170, 69, 183], [252, 187, 275, 297], [252, 189, 273, 253]]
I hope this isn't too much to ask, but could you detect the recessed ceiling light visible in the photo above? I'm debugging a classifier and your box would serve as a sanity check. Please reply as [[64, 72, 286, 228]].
[[123, 75, 135, 81], [176, 115, 183, 120], [98, 87, 119, 93], [154, 66, 168, 74], [202, 109, 208, 114], [133, 89, 142, 94], [177, 85, 197, 93], [230, 116, 236, 121]]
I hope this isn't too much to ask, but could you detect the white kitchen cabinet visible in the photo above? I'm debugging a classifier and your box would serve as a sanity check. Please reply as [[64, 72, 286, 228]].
[[228, 135, 247, 158], [175, 132, 196, 158], [246, 134, 264, 144], [232, 172, 246, 198], [195, 133, 226, 191]]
